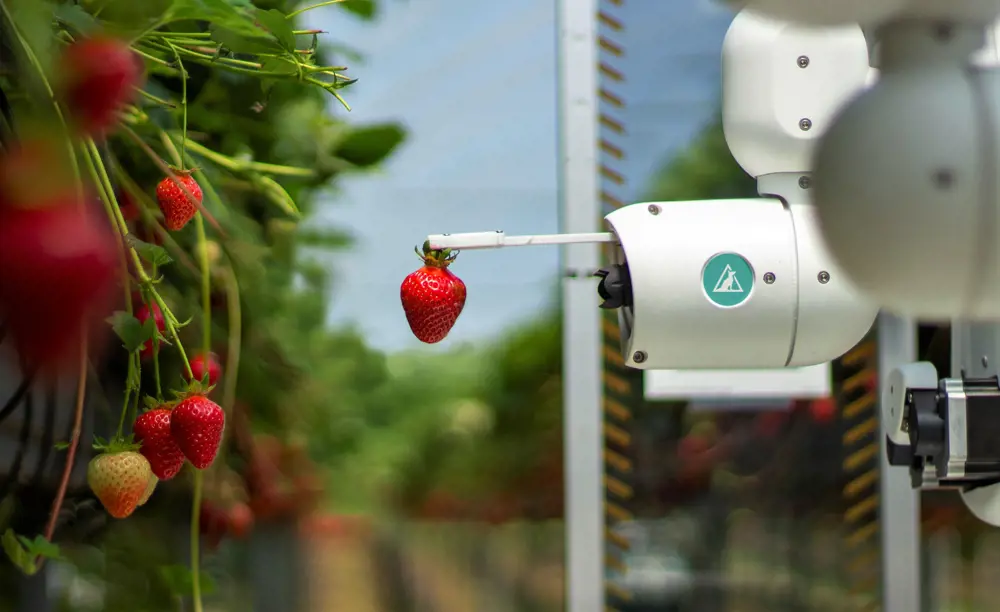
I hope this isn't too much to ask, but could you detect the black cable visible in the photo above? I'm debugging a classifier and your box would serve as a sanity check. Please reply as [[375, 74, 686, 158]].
[[0, 389, 32, 500], [0, 373, 34, 425], [32, 386, 56, 483]]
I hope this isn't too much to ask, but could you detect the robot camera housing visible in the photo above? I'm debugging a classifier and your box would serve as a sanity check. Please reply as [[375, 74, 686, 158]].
[[598, 199, 878, 370]]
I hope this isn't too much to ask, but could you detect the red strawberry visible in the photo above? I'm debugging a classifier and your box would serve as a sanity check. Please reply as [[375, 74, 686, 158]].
[[810, 397, 837, 423], [134, 408, 186, 480], [87, 451, 153, 519], [227, 502, 254, 539], [118, 190, 140, 222], [170, 395, 225, 469], [200, 500, 229, 551], [135, 303, 165, 359], [60, 37, 142, 136], [156, 171, 202, 231], [186, 352, 222, 387], [400, 241, 467, 344], [0, 198, 118, 371]]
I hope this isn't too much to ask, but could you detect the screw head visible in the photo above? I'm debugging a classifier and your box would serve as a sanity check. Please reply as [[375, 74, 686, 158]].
[[799, 118, 812, 131], [763, 272, 776, 284], [647, 204, 661, 215], [798, 176, 811, 189], [632, 351, 647, 364], [818, 271, 830, 284], [983, 356, 990, 368], [932, 169, 954, 189], [797, 55, 810, 68]]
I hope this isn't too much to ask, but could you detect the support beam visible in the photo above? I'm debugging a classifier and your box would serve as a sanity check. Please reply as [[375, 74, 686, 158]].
[[877, 314, 921, 612], [557, 0, 604, 610]]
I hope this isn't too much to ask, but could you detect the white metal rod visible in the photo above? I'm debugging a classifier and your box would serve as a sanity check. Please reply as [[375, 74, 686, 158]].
[[427, 231, 615, 251], [878, 313, 921, 612]]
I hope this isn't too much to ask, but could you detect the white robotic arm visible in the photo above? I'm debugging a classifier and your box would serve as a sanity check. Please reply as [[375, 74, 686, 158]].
[[430, 4, 1000, 526]]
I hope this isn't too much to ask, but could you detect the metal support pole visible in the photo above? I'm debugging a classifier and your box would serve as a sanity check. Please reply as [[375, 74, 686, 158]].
[[877, 313, 921, 612], [557, 0, 604, 610]]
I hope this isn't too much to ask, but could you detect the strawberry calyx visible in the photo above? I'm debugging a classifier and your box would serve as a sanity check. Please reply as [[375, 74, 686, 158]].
[[414, 239, 459, 269], [142, 396, 169, 412], [165, 166, 200, 180], [93, 434, 141, 454], [167, 378, 217, 404]]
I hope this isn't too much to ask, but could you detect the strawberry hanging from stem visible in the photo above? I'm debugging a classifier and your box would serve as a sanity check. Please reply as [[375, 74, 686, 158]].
[[156, 169, 203, 231], [134, 406, 186, 480], [87, 443, 153, 520], [400, 240, 467, 344], [170, 390, 225, 470]]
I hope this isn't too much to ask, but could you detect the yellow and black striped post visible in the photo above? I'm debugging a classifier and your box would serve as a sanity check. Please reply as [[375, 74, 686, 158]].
[[839, 337, 882, 611], [597, 1, 636, 610]]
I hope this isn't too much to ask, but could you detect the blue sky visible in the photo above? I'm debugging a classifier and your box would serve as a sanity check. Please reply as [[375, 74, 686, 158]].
[[306, 0, 734, 352]]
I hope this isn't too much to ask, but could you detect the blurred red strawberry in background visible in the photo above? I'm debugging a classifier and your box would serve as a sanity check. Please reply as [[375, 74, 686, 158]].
[[59, 36, 143, 137], [0, 141, 118, 372]]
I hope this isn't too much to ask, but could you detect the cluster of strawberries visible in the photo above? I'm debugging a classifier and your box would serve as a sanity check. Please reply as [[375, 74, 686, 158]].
[[91, 381, 226, 519]]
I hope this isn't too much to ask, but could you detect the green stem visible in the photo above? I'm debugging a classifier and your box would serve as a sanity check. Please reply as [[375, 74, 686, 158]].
[[174, 136, 316, 178], [116, 357, 135, 439], [222, 264, 241, 414], [195, 215, 211, 355], [152, 30, 324, 38], [130, 380, 140, 424], [79, 146, 132, 308], [135, 87, 176, 108], [132, 47, 176, 69], [139, 39, 342, 85], [190, 469, 204, 612], [82, 139, 194, 380], [286, 0, 346, 19], [166, 42, 188, 171], [151, 32, 212, 38], [140, 40, 263, 70], [153, 339, 163, 402]]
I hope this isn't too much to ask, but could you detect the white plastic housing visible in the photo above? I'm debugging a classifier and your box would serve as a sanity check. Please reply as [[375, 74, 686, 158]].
[[812, 21, 1000, 319], [604, 200, 878, 370], [722, 9, 870, 179], [734, 0, 1000, 27]]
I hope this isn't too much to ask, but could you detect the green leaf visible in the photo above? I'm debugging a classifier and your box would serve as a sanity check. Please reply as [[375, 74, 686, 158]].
[[25, 536, 61, 561], [159, 565, 217, 596], [52, 4, 99, 35], [86, 0, 174, 34], [168, 0, 256, 31], [252, 175, 301, 218], [261, 57, 298, 76], [2, 530, 37, 576], [106, 311, 153, 353], [296, 227, 354, 249], [210, 26, 285, 55], [340, 0, 376, 20], [332, 123, 406, 168], [255, 9, 296, 52], [53, 442, 70, 450], [126, 235, 173, 267]]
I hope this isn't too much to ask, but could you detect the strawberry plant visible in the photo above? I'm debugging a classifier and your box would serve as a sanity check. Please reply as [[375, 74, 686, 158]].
[[0, 0, 405, 609]]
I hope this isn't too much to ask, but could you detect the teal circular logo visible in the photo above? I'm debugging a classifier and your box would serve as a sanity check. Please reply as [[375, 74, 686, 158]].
[[701, 252, 754, 308]]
